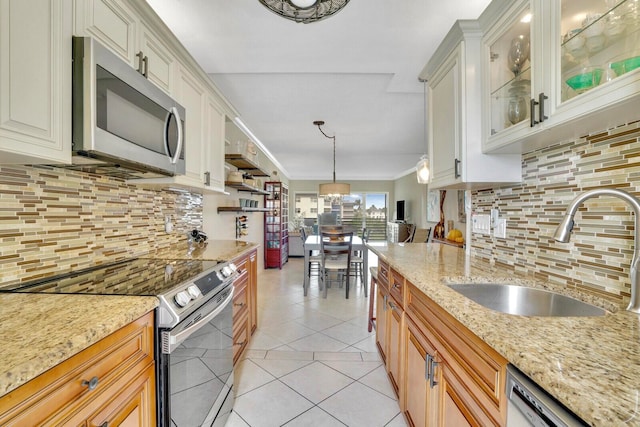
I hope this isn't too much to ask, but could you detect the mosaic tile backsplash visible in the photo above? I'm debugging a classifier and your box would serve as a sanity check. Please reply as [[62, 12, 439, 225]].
[[471, 121, 640, 306], [0, 165, 202, 287]]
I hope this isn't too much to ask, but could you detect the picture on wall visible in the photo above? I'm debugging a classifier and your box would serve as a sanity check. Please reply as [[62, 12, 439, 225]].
[[427, 190, 440, 223], [458, 191, 466, 223]]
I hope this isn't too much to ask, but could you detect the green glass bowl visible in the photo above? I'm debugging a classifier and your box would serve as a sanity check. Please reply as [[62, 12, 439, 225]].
[[566, 68, 603, 92], [611, 56, 640, 76]]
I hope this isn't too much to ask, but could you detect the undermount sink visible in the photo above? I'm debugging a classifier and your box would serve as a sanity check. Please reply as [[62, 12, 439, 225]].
[[448, 284, 606, 317]]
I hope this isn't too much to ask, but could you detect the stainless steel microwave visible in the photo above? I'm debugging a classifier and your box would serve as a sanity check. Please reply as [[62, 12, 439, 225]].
[[72, 37, 185, 178]]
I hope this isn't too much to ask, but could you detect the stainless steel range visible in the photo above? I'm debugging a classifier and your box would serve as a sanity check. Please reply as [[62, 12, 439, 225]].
[[2, 257, 238, 427]]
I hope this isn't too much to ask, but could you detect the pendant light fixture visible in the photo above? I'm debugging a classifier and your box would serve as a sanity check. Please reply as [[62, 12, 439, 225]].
[[314, 120, 350, 198], [416, 78, 430, 184], [258, 0, 350, 24]]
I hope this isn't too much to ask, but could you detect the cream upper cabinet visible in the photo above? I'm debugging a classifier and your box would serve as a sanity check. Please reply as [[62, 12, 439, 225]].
[[175, 63, 207, 184], [421, 21, 521, 190], [138, 22, 174, 94], [74, 0, 173, 94], [204, 95, 227, 193], [481, 0, 640, 154], [73, 0, 138, 66], [0, 0, 72, 165]]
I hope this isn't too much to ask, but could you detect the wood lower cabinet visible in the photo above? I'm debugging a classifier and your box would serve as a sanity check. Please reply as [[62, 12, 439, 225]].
[[0, 312, 155, 426], [375, 263, 508, 427], [403, 282, 508, 426], [232, 248, 258, 365], [386, 289, 403, 396]]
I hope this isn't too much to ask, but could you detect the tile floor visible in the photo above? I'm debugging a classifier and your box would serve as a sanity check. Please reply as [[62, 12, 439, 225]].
[[227, 255, 407, 427]]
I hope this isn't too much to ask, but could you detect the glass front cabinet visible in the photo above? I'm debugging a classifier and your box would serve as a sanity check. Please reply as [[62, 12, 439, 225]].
[[481, 0, 640, 153]]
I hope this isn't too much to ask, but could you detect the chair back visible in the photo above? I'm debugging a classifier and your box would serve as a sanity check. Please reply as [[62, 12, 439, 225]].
[[318, 212, 338, 226], [320, 231, 353, 266], [300, 227, 308, 242], [413, 228, 431, 243], [403, 224, 417, 242], [363, 228, 371, 242]]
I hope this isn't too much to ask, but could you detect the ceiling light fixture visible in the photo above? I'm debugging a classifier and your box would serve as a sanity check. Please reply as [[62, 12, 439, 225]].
[[258, 0, 350, 24], [314, 120, 350, 198], [416, 79, 430, 184]]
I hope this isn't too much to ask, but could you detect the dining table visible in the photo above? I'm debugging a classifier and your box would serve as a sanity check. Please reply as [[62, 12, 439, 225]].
[[303, 235, 368, 296]]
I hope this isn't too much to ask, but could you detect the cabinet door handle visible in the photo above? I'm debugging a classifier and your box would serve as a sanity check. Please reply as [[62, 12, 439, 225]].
[[425, 354, 432, 380], [234, 302, 245, 307], [136, 51, 144, 74], [538, 92, 548, 123], [81, 376, 99, 391], [143, 55, 149, 78], [393, 283, 401, 290], [454, 158, 461, 179], [530, 98, 539, 127], [204, 171, 211, 186], [429, 359, 439, 388], [100, 422, 109, 427]]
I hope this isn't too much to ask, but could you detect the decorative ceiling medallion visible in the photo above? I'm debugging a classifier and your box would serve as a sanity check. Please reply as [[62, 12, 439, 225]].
[[258, 0, 350, 24]]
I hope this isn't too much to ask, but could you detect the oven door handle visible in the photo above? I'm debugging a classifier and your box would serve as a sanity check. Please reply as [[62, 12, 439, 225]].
[[162, 288, 234, 354]]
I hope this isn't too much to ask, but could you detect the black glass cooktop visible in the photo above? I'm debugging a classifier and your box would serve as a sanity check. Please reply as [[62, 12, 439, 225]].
[[1, 258, 220, 297]]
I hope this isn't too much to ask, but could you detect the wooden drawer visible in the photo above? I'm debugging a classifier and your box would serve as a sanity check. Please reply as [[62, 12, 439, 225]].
[[233, 273, 249, 322], [389, 268, 404, 305], [0, 312, 154, 426], [232, 311, 250, 365], [377, 259, 390, 290], [406, 285, 507, 425]]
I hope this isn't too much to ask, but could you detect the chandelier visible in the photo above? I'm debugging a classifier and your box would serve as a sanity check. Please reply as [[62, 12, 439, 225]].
[[314, 120, 350, 198], [258, 0, 350, 24]]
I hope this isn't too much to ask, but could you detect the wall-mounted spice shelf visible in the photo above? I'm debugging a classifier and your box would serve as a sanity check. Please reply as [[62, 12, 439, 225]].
[[224, 181, 270, 195], [217, 207, 271, 213], [224, 154, 270, 177]]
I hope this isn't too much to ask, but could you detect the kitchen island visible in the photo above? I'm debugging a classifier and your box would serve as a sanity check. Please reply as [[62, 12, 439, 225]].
[[369, 242, 639, 427]]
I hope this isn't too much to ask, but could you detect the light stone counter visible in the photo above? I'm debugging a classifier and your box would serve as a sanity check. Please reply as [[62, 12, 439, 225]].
[[0, 293, 157, 397], [141, 240, 259, 262], [369, 242, 640, 427]]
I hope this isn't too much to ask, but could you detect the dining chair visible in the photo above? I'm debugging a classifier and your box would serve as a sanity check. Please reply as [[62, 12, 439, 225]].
[[301, 227, 321, 281], [350, 228, 370, 294], [403, 224, 417, 242], [319, 230, 353, 298], [412, 228, 431, 243], [368, 266, 378, 332]]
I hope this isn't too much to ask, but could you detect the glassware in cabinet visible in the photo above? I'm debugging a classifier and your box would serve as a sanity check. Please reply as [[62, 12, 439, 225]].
[[487, 4, 534, 137], [559, 0, 640, 102]]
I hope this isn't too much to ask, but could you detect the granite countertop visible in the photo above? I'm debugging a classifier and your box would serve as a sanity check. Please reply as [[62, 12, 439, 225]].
[[0, 239, 257, 398], [368, 242, 640, 427], [0, 293, 157, 397], [141, 239, 259, 262]]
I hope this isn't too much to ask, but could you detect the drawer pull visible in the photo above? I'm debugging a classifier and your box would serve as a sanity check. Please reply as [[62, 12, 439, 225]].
[[100, 422, 109, 427], [234, 302, 245, 307], [81, 376, 99, 391], [234, 340, 247, 347], [393, 283, 401, 289]]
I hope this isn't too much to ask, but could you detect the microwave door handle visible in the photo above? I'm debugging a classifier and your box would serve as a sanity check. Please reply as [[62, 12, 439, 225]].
[[164, 107, 183, 165]]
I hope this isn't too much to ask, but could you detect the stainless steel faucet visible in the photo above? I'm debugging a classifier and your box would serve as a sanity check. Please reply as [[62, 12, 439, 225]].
[[553, 188, 640, 313]]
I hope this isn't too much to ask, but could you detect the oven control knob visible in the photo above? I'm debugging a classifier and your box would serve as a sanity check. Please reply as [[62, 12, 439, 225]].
[[174, 291, 191, 308], [229, 263, 237, 272], [221, 266, 233, 277], [187, 285, 201, 299]]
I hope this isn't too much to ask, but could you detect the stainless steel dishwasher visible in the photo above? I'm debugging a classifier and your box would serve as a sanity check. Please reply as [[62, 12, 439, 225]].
[[506, 365, 587, 427]]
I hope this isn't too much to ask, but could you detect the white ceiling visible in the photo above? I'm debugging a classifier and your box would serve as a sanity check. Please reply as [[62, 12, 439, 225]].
[[147, 0, 492, 181]]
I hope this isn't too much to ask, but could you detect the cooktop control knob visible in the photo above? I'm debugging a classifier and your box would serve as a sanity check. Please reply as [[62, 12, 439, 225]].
[[187, 285, 201, 299], [221, 266, 233, 277], [174, 291, 191, 308], [229, 263, 237, 272]]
